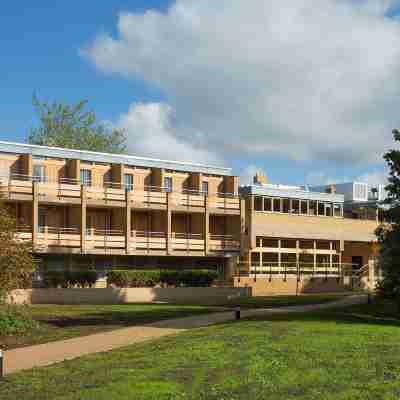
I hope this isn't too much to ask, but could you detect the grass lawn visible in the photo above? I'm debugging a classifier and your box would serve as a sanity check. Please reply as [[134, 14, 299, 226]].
[[0, 304, 217, 350], [2, 298, 400, 399], [0, 294, 347, 350]]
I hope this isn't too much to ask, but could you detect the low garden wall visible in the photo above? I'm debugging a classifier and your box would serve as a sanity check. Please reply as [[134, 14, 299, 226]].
[[9, 287, 251, 305]]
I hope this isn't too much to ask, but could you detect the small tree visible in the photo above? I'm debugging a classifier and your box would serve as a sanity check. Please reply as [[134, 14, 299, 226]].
[[376, 129, 400, 308], [28, 95, 127, 154], [0, 197, 35, 303]]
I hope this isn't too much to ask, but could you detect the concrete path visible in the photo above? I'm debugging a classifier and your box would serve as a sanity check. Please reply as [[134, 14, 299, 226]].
[[3, 294, 366, 375]]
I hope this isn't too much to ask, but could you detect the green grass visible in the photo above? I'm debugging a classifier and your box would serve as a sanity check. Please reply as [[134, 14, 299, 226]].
[[0, 294, 346, 349], [0, 304, 217, 349], [1, 299, 400, 399], [218, 293, 350, 308]]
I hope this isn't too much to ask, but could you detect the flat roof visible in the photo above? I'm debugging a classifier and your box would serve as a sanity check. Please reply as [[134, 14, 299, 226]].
[[241, 184, 344, 203], [0, 141, 232, 176]]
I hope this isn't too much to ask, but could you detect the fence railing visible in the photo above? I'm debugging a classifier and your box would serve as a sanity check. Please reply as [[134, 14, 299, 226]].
[[236, 262, 356, 279]]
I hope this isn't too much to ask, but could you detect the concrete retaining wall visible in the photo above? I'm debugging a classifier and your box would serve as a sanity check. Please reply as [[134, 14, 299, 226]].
[[8, 287, 251, 305]]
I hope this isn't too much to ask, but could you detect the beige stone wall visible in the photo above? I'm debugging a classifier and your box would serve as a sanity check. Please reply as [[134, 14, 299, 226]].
[[251, 212, 378, 243], [234, 277, 350, 296], [9, 287, 250, 305]]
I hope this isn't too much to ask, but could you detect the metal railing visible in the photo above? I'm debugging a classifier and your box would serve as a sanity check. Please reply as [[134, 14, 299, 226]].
[[237, 262, 356, 279]]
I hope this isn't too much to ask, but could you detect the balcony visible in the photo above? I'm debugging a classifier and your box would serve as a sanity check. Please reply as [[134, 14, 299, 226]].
[[0, 175, 240, 212], [15, 226, 240, 255]]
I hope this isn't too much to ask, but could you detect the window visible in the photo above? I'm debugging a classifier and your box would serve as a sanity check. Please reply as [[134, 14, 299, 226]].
[[164, 176, 172, 193], [301, 200, 308, 214], [254, 196, 263, 211], [273, 198, 281, 212], [318, 202, 325, 216], [309, 201, 317, 215], [33, 165, 46, 183], [292, 199, 300, 214], [124, 174, 134, 191], [80, 169, 92, 187], [282, 198, 290, 213], [333, 203, 342, 217], [325, 203, 332, 217], [38, 208, 46, 231], [264, 197, 272, 211], [202, 181, 208, 195]]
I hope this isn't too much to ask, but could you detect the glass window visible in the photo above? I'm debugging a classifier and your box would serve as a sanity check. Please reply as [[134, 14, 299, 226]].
[[273, 198, 281, 212], [33, 165, 46, 183], [333, 203, 342, 217], [264, 197, 272, 211], [282, 198, 290, 213], [124, 174, 134, 191], [309, 201, 317, 215], [202, 181, 208, 195], [80, 169, 92, 186], [38, 208, 46, 230], [292, 199, 300, 214], [318, 202, 325, 216], [254, 196, 263, 211], [325, 203, 332, 217], [301, 200, 308, 214], [164, 176, 173, 193]]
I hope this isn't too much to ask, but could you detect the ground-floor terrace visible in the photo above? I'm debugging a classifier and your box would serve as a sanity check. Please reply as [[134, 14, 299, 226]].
[[233, 236, 376, 295]]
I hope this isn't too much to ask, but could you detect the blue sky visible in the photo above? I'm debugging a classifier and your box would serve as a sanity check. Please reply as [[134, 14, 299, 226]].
[[1, 1, 399, 186]]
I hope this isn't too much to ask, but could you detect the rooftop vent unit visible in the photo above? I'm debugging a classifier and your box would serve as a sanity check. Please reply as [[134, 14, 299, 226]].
[[309, 182, 368, 202]]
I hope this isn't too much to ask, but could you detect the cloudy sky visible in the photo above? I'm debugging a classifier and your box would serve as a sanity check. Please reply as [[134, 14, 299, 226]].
[[1, 1, 400, 186]]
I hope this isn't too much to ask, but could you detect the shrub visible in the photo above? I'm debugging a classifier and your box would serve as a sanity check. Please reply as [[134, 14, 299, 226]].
[[0, 305, 40, 336], [107, 268, 218, 287], [107, 270, 161, 287], [42, 270, 98, 288]]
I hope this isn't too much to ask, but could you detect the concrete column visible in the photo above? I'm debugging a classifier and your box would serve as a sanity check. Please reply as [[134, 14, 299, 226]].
[[166, 192, 172, 254], [224, 256, 238, 280], [32, 182, 38, 250], [313, 240, 317, 273], [125, 190, 131, 254], [240, 198, 246, 256], [329, 241, 333, 267], [204, 195, 209, 254], [80, 185, 87, 254]]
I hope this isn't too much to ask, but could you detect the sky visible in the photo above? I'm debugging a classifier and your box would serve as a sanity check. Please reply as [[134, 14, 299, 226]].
[[1, 0, 400, 186]]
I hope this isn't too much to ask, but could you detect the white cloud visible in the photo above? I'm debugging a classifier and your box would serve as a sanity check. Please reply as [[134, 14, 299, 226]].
[[86, 0, 400, 166], [356, 170, 388, 186], [117, 102, 221, 164]]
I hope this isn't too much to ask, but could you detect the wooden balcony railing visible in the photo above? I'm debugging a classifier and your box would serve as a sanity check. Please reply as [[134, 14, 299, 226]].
[[0, 175, 240, 211]]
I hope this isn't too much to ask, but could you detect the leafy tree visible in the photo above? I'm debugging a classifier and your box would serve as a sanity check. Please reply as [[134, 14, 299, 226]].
[[28, 96, 127, 154], [0, 196, 35, 303], [376, 129, 400, 308]]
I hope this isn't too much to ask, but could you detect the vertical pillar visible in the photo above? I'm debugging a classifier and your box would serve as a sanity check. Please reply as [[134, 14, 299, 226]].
[[278, 239, 282, 272], [125, 190, 131, 254], [329, 241, 333, 267], [204, 195, 209, 254], [32, 181, 38, 250], [313, 240, 317, 274], [166, 192, 172, 254], [250, 196, 256, 249], [80, 185, 87, 254]]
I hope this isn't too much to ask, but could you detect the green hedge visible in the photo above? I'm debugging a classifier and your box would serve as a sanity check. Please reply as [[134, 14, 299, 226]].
[[107, 269, 218, 288], [43, 271, 98, 288]]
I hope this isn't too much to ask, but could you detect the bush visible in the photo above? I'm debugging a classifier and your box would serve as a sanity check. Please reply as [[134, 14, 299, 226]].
[[108, 270, 161, 287], [107, 268, 218, 288], [0, 305, 40, 336], [42, 270, 98, 288]]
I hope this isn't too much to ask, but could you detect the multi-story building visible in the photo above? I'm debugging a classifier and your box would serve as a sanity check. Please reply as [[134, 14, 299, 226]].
[[0, 142, 381, 294], [237, 175, 380, 294], [0, 141, 242, 276]]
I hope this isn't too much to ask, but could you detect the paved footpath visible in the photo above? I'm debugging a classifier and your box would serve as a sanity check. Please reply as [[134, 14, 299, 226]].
[[3, 294, 365, 375]]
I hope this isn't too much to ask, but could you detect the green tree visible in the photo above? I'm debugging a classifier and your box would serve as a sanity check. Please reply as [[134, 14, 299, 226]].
[[28, 96, 127, 154], [376, 129, 400, 308], [0, 196, 35, 303]]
